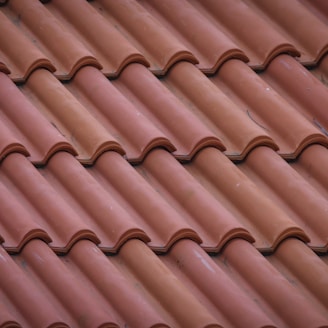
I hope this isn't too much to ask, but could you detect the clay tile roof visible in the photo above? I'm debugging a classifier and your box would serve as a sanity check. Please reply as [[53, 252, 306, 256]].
[[0, 0, 328, 327]]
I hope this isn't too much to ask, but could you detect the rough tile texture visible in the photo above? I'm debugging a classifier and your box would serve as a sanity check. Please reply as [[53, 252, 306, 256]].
[[0, 0, 328, 327]]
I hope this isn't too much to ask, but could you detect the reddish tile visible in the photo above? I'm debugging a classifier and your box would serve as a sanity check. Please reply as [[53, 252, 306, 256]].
[[0, 72, 75, 165], [187, 0, 299, 69], [183, 147, 309, 251], [0, 9, 55, 82], [161, 61, 277, 160], [245, 0, 328, 65], [269, 238, 328, 320], [4, 238, 328, 328], [2, 0, 102, 81], [213, 59, 328, 159], [0, 153, 99, 253], [212, 238, 328, 327], [106, 0, 247, 73], [21, 68, 125, 164], [239, 146, 328, 251], [90, 0, 199, 75], [19, 64, 222, 164], [136, 148, 254, 252], [262, 54, 328, 141], [43, 0, 149, 77]]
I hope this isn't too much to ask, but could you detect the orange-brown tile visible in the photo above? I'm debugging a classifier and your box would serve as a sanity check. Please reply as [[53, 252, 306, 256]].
[[43, 0, 149, 77], [64, 64, 223, 162], [213, 59, 328, 159], [136, 148, 254, 252], [90, 0, 198, 75], [123, 0, 248, 74], [21, 68, 125, 164], [161, 61, 278, 160], [0, 153, 100, 253], [269, 238, 328, 320], [0, 9, 55, 82], [239, 146, 328, 251], [184, 147, 309, 251], [2, 0, 102, 81], [0, 72, 75, 165], [89, 151, 202, 251], [262, 55, 328, 140], [188, 0, 299, 69], [245, 0, 328, 65], [213, 238, 328, 327]]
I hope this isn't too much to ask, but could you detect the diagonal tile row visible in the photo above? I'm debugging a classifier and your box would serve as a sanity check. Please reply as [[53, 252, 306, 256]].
[[1, 54, 328, 165], [1, 237, 327, 328], [1, 0, 328, 81], [1, 143, 328, 254]]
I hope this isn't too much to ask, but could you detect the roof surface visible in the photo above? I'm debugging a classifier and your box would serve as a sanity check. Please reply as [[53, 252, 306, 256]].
[[1, 0, 328, 327]]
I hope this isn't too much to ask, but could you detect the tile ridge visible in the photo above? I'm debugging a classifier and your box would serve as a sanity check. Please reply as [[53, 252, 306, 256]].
[[3, 228, 52, 255], [98, 229, 151, 254], [150, 50, 198, 76], [150, 229, 202, 254], [280, 133, 328, 160], [225, 135, 279, 161], [200, 49, 249, 76], [0, 143, 30, 163], [126, 137, 176, 165]]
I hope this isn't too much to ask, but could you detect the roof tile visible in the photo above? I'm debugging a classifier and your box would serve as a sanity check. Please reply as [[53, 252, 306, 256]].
[[90, 0, 199, 75], [1, 0, 328, 326], [239, 146, 328, 251], [0, 72, 76, 164], [0, 9, 55, 82], [21, 68, 125, 164], [43, 0, 149, 77]]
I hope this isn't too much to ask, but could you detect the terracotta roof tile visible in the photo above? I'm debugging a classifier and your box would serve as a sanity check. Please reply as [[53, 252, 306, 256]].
[[239, 146, 328, 251], [1, 238, 327, 327], [0, 72, 76, 164], [43, 0, 150, 77], [0, 9, 55, 82], [1, 0, 328, 326]]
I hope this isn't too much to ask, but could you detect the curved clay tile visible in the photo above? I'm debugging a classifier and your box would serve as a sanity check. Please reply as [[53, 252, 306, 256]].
[[248, 0, 328, 65], [240, 146, 328, 251], [214, 59, 328, 159], [186, 147, 309, 252], [0, 10, 55, 82], [0, 153, 100, 253], [113, 63, 225, 160], [263, 55, 328, 145], [0, 72, 76, 165], [299, 0, 328, 25], [0, 62, 10, 75], [0, 170, 52, 252], [136, 148, 254, 252], [89, 151, 201, 251], [90, 0, 198, 75], [188, 0, 300, 69], [271, 238, 328, 314], [68, 240, 172, 328], [22, 68, 125, 164], [15, 240, 119, 327], [138, 0, 248, 74], [163, 239, 276, 327], [43, 0, 149, 77], [0, 244, 70, 328], [40, 152, 150, 253], [119, 239, 221, 328], [0, 119, 29, 162], [67, 65, 179, 162], [215, 238, 328, 328], [4, 0, 102, 80], [162, 61, 277, 160]]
